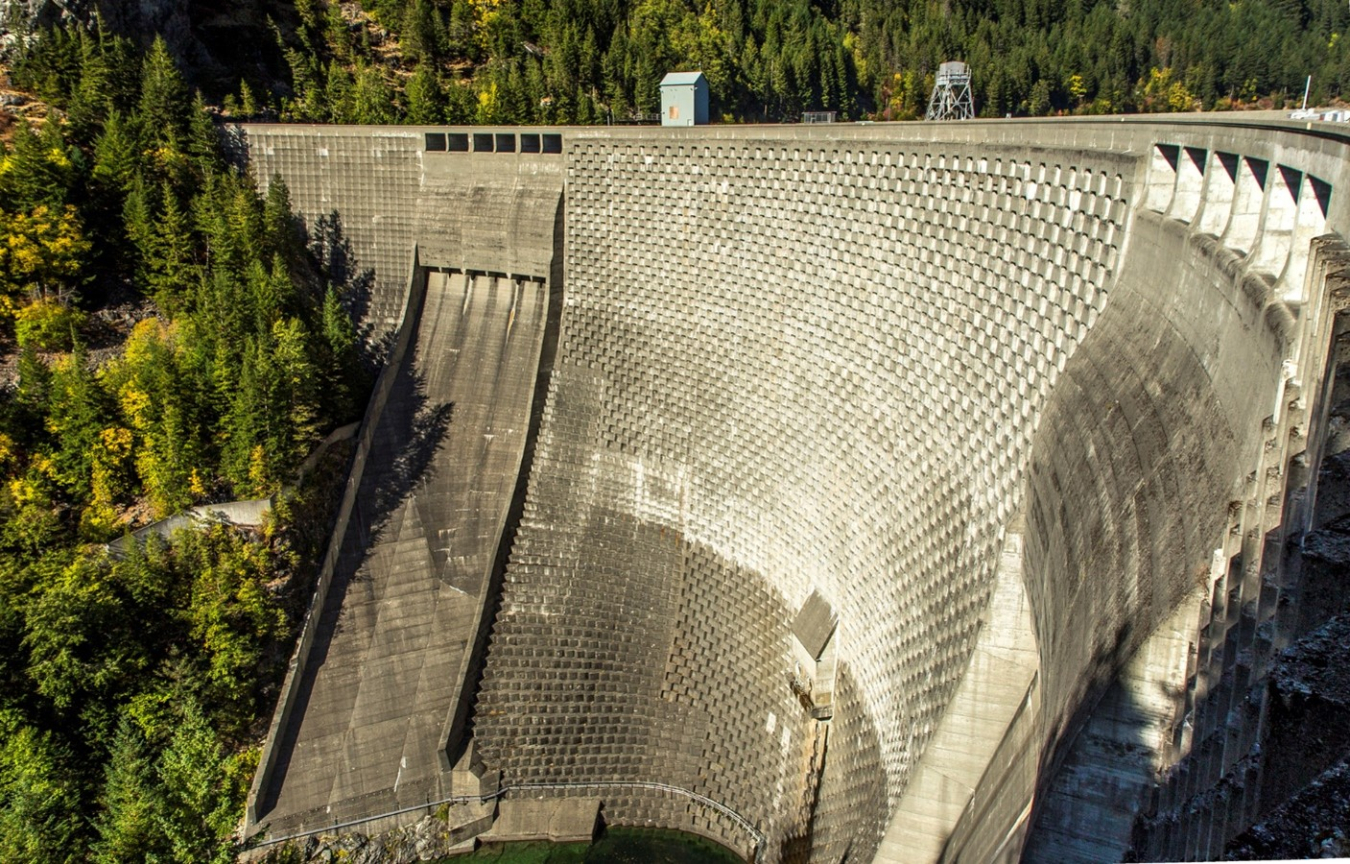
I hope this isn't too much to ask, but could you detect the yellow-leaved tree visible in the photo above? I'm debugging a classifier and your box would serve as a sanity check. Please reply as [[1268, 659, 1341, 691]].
[[0, 205, 91, 311]]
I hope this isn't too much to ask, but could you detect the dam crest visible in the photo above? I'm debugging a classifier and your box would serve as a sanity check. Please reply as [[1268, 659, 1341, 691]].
[[237, 118, 1350, 863]]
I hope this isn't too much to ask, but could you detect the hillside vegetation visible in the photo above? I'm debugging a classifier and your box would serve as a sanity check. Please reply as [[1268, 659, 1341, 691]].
[[16, 0, 1348, 124], [0, 27, 369, 864], [263, 0, 1350, 122]]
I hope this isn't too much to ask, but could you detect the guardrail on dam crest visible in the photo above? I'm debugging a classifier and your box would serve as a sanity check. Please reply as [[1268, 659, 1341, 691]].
[[236, 118, 1350, 863]]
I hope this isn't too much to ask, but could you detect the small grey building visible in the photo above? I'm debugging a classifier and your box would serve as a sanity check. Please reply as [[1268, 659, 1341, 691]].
[[660, 71, 709, 126]]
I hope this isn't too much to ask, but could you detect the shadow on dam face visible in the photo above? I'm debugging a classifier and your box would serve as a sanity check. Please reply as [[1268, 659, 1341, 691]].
[[252, 263, 558, 836], [258, 346, 455, 817], [236, 120, 1350, 863]]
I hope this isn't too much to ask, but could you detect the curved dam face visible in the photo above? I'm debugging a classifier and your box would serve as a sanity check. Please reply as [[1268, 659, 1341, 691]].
[[238, 120, 1350, 862]]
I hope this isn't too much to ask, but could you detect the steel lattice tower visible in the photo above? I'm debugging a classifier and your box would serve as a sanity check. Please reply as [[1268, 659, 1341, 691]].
[[925, 61, 975, 121]]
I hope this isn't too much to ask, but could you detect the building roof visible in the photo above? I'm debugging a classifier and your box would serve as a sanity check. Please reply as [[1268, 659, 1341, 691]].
[[661, 71, 707, 88]]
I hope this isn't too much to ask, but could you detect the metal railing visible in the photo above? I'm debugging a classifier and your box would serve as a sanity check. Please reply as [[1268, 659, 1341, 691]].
[[246, 780, 766, 863]]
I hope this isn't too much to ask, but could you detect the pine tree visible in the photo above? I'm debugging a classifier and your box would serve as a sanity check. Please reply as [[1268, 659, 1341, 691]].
[[324, 61, 355, 123], [221, 337, 265, 496], [263, 177, 303, 273], [92, 110, 138, 195], [122, 174, 158, 286], [445, 76, 477, 123], [447, 0, 476, 60], [402, 0, 441, 63], [406, 61, 445, 124], [46, 342, 108, 500], [352, 64, 397, 124], [154, 698, 237, 864], [93, 719, 168, 863], [0, 715, 83, 862], [186, 91, 223, 175], [239, 80, 259, 118], [324, 1, 352, 62], [136, 37, 188, 150], [321, 285, 361, 421], [66, 26, 113, 142], [13, 343, 52, 449], [0, 119, 77, 212], [146, 185, 197, 312]]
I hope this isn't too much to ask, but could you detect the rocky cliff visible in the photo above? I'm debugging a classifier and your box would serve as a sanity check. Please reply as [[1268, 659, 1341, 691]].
[[1, 0, 285, 92]]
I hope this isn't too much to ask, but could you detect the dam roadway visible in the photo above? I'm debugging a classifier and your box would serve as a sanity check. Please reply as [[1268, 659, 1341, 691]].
[[257, 270, 547, 834]]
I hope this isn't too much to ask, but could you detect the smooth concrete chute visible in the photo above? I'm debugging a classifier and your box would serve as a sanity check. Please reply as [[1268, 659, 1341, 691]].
[[1252, 162, 1302, 276], [1144, 142, 1180, 212]]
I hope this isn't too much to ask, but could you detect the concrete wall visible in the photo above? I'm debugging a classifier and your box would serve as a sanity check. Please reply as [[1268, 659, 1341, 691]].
[[247, 248, 427, 828], [236, 125, 564, 333], [239, 118, 1350, 863], [462, 131, 1132, 862]]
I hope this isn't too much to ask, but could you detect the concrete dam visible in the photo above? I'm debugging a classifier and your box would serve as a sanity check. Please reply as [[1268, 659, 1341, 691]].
[[237, 119, 1350, 862]]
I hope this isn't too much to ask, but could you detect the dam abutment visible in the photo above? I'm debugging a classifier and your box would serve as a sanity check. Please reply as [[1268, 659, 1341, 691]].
[[238, 118, 1350, 862]]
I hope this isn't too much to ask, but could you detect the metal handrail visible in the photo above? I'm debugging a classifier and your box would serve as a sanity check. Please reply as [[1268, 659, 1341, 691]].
[[246, 780, 766, 863]]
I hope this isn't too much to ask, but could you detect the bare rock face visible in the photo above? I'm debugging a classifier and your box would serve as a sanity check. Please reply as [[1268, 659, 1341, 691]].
[[0, 0, 297, 98], [0, 0, 87, 56], [95, 0, 195, 59], [1, 0, 200, 78]]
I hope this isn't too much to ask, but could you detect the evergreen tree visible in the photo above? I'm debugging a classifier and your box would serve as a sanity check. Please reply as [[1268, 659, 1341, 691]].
[[0, 715, 83, 863], [352, 64, 398, 124], [12, 344, 52, 450], [155, 698, 238, 864], [136, 36, 188, 150], [402, 0, 441, 63], [0, 120, 77, 212], [406, 61, 445, 124], [45, 343, 108, 500], [324, 60, 356, 123], [263, 177, 304, 274], [447, 0, 477, 60], [187, 91, 223, 174], [93, 718, 168, 863], [66, 25, 114, 142], [91, 110, 138, 195], [146, 185, 197, 313]]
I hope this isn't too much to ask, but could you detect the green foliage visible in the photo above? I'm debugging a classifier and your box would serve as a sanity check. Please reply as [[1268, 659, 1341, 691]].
[[0, 23, 374, 864], [137, 36, 188, 149], [155, 697, 246, 864], [351, 63, 397, 124], [14, 298, 87, 352], [0, 204, 91, 308], [252, 0, 1350, 123], [24, 552, 147, 715], [93, 719, 167, 863], [406, 60, 446, 123], [0, 120, 78, 212], [178, 527, 287, 708], [0, 712, 83, 864], [45, 343, 110, 502]]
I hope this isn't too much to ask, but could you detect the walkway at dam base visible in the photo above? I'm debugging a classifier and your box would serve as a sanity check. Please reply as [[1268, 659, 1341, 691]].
[[449, 829, 744, 863], [257, 810, 743, 864], [236, 116, 1350, 863]]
